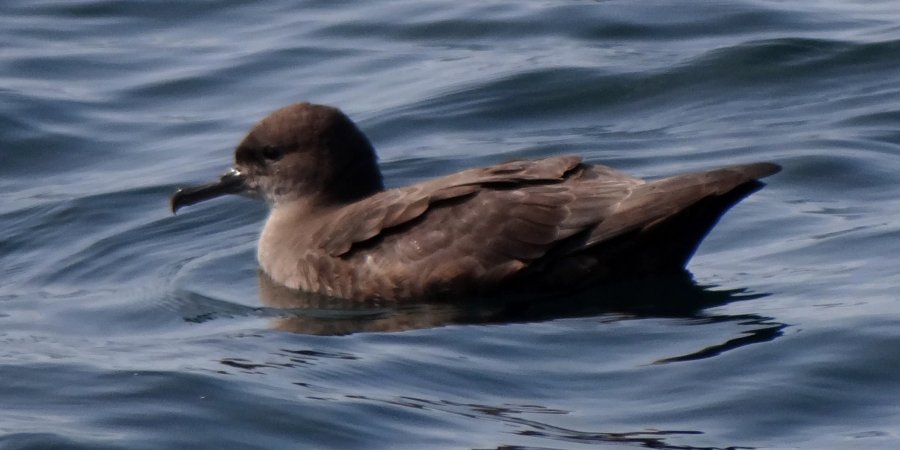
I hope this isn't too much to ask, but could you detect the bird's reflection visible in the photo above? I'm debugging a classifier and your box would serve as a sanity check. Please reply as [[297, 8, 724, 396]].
[[220, 273, 783, 449], [340, 395, 752, 450], [258, 270, 785, 356], [655, 314, 787, 364]]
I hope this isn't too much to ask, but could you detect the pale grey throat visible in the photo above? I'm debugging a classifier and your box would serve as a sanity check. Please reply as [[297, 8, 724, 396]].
[[170, 102, 781, 301]]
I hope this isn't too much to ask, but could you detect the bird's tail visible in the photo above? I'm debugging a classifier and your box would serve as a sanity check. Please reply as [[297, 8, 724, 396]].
[[589, 162, 780, 273]]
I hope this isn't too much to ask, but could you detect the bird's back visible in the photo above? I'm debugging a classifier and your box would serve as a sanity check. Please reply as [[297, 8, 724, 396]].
[[259, 157, 779, 300]]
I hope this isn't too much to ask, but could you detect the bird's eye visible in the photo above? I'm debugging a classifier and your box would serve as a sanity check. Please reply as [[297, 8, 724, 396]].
[[261, 145, 284, 161]]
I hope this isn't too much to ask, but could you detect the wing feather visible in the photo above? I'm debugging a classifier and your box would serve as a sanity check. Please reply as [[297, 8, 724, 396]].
[[323, 156, 590, 257], [323, 158, 778, 289]]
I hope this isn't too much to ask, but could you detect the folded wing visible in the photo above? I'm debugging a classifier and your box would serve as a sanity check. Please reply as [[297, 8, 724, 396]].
[[315, 157, 779, 294]]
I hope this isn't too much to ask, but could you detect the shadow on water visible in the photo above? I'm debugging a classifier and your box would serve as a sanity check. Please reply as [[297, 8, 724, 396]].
[[187, 272, 782, 449], [653, 314, 787, 365], [254, 270, 786, 359], [325, 394, 754, 450]]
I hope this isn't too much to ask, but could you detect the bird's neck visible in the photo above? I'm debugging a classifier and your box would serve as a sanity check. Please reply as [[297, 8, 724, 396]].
[[321, 153, 385, 204]]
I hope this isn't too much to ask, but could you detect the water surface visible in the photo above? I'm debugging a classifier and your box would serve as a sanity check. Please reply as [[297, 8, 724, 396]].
[[2, 1, 900, 449]]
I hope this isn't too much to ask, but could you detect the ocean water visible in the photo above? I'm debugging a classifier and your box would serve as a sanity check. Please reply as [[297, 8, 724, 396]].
[[2, 1, 900, 449]]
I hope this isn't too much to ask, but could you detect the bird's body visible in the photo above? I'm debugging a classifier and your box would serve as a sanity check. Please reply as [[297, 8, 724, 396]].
[[171, 103, 780, 301]]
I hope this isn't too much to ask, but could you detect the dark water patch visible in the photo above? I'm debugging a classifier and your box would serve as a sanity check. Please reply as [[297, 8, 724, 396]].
[[0, 362, 394, 449], [3, 0, 900, 448], [563, 2, 852, 42], [315, 2, 852, 45], [841, 109, 900, 127], [166, 287, 268, 324], [689, 38, 900, 84], [344, 393, 731, 450], [368, 38, 900, 146], [6, 0, 266, 28], [655, 315, 787, 363], [0, 102, 113, 178], [0, 184, 259, 287], [785, 149, 896, 193], [0, 433, 119, 450]]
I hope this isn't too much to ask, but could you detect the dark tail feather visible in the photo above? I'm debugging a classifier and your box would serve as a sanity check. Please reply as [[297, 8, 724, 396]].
[[636, 162, 780, 268], [585, 162, 780, 247], [640, 177, 768, 270], [521, 162, 780, 290], [585, 162, 779, 277]]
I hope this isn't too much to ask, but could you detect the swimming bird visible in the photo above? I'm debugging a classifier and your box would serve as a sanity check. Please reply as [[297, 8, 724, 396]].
[[171, 102, 780, 301]]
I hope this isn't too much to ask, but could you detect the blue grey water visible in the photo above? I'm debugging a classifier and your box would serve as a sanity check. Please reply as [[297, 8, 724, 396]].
[[2, 1, 899, 448]]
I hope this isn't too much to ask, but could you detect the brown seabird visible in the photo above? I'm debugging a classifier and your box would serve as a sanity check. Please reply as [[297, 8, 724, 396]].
[[171, 102, 780, 301]]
